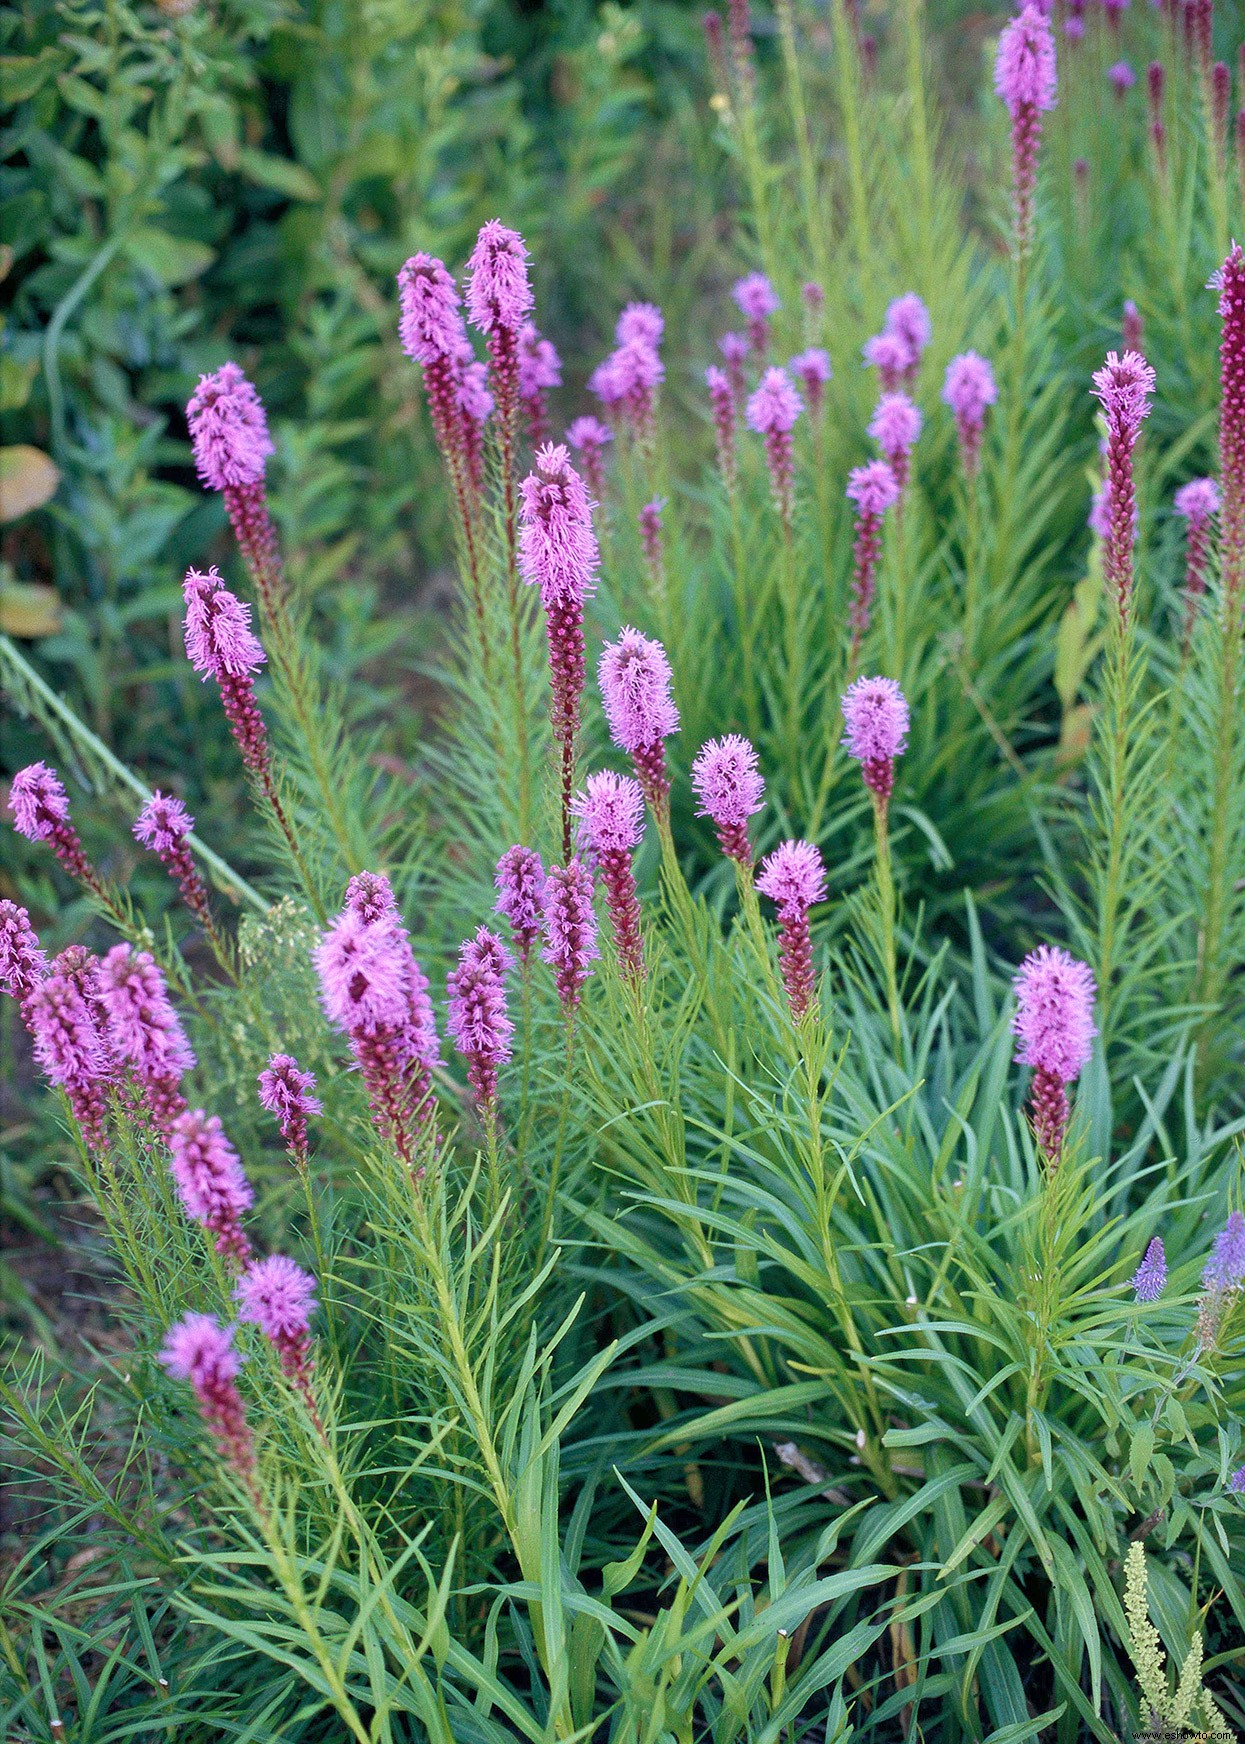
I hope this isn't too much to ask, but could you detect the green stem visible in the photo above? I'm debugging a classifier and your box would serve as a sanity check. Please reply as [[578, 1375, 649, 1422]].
[[873, 795, 902, 1053]]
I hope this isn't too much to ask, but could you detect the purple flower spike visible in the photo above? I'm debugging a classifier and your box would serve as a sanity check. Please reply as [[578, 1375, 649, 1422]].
[[1091, 350, 1156, 623], [868, 392, 922, 497], [159, 1313, 257, 1494], [186, 362, 273, 493], [691, 734, 765, 866], [1202, 1211, 1245, 1293], [134, 792, 213, 933], [398, 253, 465, 366], [258, 1054, 321, 1170], [863, 332, 912, 394], [639, 498, 666, 599], [706, 365, 738, 489], [1131, 1237, 1167, 1302], [1174, 477, 1220, 647], [182, 568, 272, 784], [572, 771, 647, 981], [617, 303, 665, 349], [719, 331, 749, 408], [447, 926, 514, 1113], [845, 463, 900, 655], [8, 762, 105, 898], [0, 900, 47, 1009], [1229, 1466, 1245, 1496], [841, 675, 909, 802], [235, 1254, 319, 1424], [1011, 945, 1096, 1162], [790, 348, 832, 416], [495, 845, 548, 966], [542, 860, 599, 1011], [756, 839, 827, 1020], [599, 626, 680, 813], [97, 944, 195, 1131], [746, 367, 803, 527], [885, 294, 932, 366], [566, 415, 613, 502], [169, 1109, 254, 1265], [995, 3, 1058, 256], [942, 352, 998, 479], [28, 969, 112, 1151], [518, 322, 561, 446], [1108, 59, 1136, 97], [733, 273, 780, 357], [1212, 245, 1245, 616], [465, 220, 533, 336]]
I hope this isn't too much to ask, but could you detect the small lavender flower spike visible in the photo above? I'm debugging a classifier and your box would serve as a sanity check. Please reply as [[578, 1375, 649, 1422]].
[[1202, 1211, 1245, 1293], [868, 392, 922, 498], [599, 626, 681, 813], [845, 463, 900, 657], [28, 969, 112, 1151], [258, 1053, 321, 1170], [566, 415, 613, 502], [186, 362, 283, 619], [1212, 245, 1245, 617], [733, 273, 780, 357], [182, 567, 272, 783], [692, 734, 765, 866], [134, 791, 213, 934], [1131, 1237, 1167, 1302], [0, 900, 47, 1012], [542, 860, 599, 1011], [235, 1254, 320, 1425], [159, 1313, 258, 1496], [616, 303, 665, 350], [169, 1109, 254, 1264], [747, 367, 803, 529], [1122, 299, 1144, 354], [884, 294, 932, 385], [994, 3, 1058, 257], [1011, 945, 1097, 1163], [495, 845, 548, 966], [9, 763, 107, 900], [1229, 1465, 1245, 1496], [447, 926, 514, 1113], [1108, 59, 1136, 98], [1090, 350, 1156, 624], [862, 332, 912, 395], [97, 944, 195, 1131], [706, 366, 738, 489], [639, 498, 666, 601], [1174, 477, 1220, 647], [518, 322, 561, 446], [573, 771, 647, 981], [719, 331, 749, 408], [756, 840, 827, 1021], [789, 348, 832, 417], [942, 352, 998, 479], [465, 219, 533, 449], [398, 252, 474, 482], [841, 676, 909, 803]]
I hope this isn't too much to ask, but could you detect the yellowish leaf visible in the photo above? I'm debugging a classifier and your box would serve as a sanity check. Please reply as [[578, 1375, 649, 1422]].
[[0, 445, 61, 521]]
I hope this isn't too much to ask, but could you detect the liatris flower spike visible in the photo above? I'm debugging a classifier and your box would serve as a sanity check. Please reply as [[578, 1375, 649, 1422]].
[[862, 332, 911, 394], [169, 1109, 254, 1264], [845, 463, 900, 656], [692, 734, 765, 866], [1132, 1237, 1167, 1302], [28, 969, 112, 1151], [572, 771, 646, 981], [97, 944, 195, 1131], [1202, 1211, 1245, 1294], [868, 392, 922, 498], [398, 253, 474, 480], [566, 415, 613, 502], [706, 366, 738, 489], [756, 840, 827, 1021], [1011, 946, 1097, 1163], [1174, 477, 1220, 647], [1090, 350, 1156, 623], [235, 1254, 320, 1425], [994, 3, 1057, 257], [1212, 244, 1245, 616], [746, 367, 803, 529], [466, 220, 533, 376], [258, 1054, 321, 1170], [841, 676, 909, 803], [790, 348, 832, 416], [1122, 299, 1144, 353], [182, 568, 270, 780], [884, 294, 931, 384], [134, 791, 214, 934], [719, 331, 748, 408], [942, 353, 998, 479], [518, 322, 561, 445], [160, 1314, 258, 1499], [9, 762, 109, 904], [495, 845, 547, 965], [733, 273, 780, 356], [1108, 59, 1136, 98], [599, 626, 680, 814], [639, 499, 666, 601], [447, 927, 514, 1115], [542, 860, 599, 1011], [616, 303, 664, 350], [186, 363, 283, 621], [0, 900, 47, 1011]]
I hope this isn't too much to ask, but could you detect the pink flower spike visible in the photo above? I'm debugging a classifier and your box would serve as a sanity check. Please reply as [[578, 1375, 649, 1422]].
[[495, 846, 548, 966], [598, 626, 680, 811], [518, 322, 561, 445], [862, 332, 912, 394], [845, 462, 900, 654], [1175, 477, 1220, 647], [942, 352, 998, 478], [8, 762, 106, 897], [692, 734, 765, 865], [1011, 945, 1097, 1161], [134, 792, 213, 933], [841, 676, 909, 802], [573, 772, 646, 980], [0, 900, 47, 1007], [183, 568, 272, 784], [542, 860, 599, 1010], [566, 415, 613, 501], [757, 839, 827, 1019], [994, 3, 1058, 256], [159, 1313, 257, 1493], [1090, 349, 1156, 622], [639, 498, 666, 600], [397, 253, 466, 365], [868, 392, 922, 496], [235, 1254, 320, 1424], [168, 1108, 254, 1264], [28, 970, 112, 1150], [719, 332, 749, 407], [1108, 58, 1135, 96], [447, 925, 514, 1111], [746, 367, 803, 526], [1122, 299, 1144, 354], [733, 273, 780, 355], [616, 303, 665, 349], [186, 362, 273, 493], [465, 220, 533, 336], [884, 294, 932, 373], [97, 944, 194, 1131], [789, 348, 832, 415], [706, 365, 738, 489], [1212, 244, 1245, 616], [258, 1053, 321, 1168]]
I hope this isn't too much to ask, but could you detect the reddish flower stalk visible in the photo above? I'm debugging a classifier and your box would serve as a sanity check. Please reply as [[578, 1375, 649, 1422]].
[[1090, 350, 1156, 626], [572, 772, 646, 981], [719, 332, 749, 410], [1011, 946, 1097, 1163], [235, 1254, 322, 1430], [789, 348, 832, 418], [862, 333, 911, 394], [1122, 299, 1144, 354], [845, 462, 900, 659], [706, 366, 738, 491], [639, 499, 667, 603], [994, 4, 1058, 258], [257, 1054, 321, 1170], [746, 367, 803, 530], [186, 363, 285, 626], [447, 926, 514, 1116], [727, 0, 755, 100], [1174, 477, 1220, 649], [567, 416, 613, 503], [160, 1314, 260, 1502], [1212, 244, 1245, 620], [756, 840, 827, 1021], [8, 763, 114, 911], [542, 861, 599, 1011], [97, 944, 195, 1132], [169, 1109, 254, 1265], [1211, 62, 1231, 169], [599, 627, 681, 817], [494, 845, 548, 966], [691, 734, 765, 865], [1147, 61, 1167, 170], [133, 792, 214, 936]]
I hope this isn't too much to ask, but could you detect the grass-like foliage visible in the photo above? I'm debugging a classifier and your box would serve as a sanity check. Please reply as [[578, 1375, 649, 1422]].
[[2, 0, 1244, 1738]]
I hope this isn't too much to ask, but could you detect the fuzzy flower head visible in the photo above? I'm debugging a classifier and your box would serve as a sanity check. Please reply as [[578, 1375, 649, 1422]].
[[1202, 1211, 1245, 1292], [235, 1254, 317, 1342], [397, 252, 465, 364], [1011, 946, 1097, 1083], [692, 735, 765, 829], [315, 908, 411, 1035], [542, 860, 600, 1009], [168, 1109, 254, 1255], [756, 839, 827, 911], [1108, 59, 1135, 95], [616, 303, 665, 349], [994, 2, 1058, 117], [885, 294, 932, 361], [567, 414, 613, 454], [862, 332, 912, 388], [746, 367, 802, 436], [494, 846, 547, 959], [1132, 1237, 1167, 1302], [186, 362, 274, 492], [1174, 477, 1220, 522], [1090, 350, 1156, 440], [572, 770, 646, 854], [719, 330, 749, 373], [8, 762, 70, 843], [447, 926, 514, 1092], [182, 568, 265, 679], [733, 273, 780, 322], [869, 392, 923, 463], [518, 443, 599, 607], [133, 791, 193, 855], [790, 347, 832, 404], [97, 944, 196, 1083], [345, 870, 398, 925], [841, 676, 910, 795], [846, 461, 901, 517], [457, 359, 493, 425], [258, 1053, 322, 1125], [0, 901, 46, 1002], [465, 220, 533, 334], [28, 971, 110, 1088], [160, 1311, 241, 1386], [942, 352, 999, 424], [518, 323, 562, 396], [598, 626, 680, 754]]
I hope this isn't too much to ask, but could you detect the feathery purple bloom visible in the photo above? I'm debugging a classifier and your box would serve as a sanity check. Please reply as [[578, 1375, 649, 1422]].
[[518, 322, 561, 445], [756, 839, 827, 1020], [183, 569, 274, 788], [868, 392, 922, 496], [733, 273, 780, 355], [995, 3, 1057, 255], [1011, 945, 1096, 1160], [542, 860, 599, 1010], [617, 303, 665, 349], [719, 331, 749, 407], [1132, 1237, 1167, 1302], [97, 944, 194, 1129], [942, 352, 998, 478], [747, 367, 803, 526], [134, 792, 213, 933], [573, 772, 646, 980], [599, 626, 680, 810], [1108, 59, 1136, 96], [1091, 350, 1156, 621], [236, 1253, 317, 1344], [186, 362, 273, 492], [28, 970, 112, 1149], [862, 332, 913, 394], [566, 415, 613, 501], [885, 294, 932, 360], [398, 253, 466, 365], [0, 901, 46, 1006], [692, 734, 765, 865], [160, 1313, 257, 1492], [1175, 477, 1220, 646], [169, 1109, 254, 1263], [789, 348, 832, 415], [1202, 1211, 1245, 1292], [841, 676, 909, 801], [465, 220, 533, 335], [845, 463, 900, 653], [447, 926, 514, 1111], [495, 846, 548, 966], [1212, 245, 1245, 616], [8, 763, 105, 897], [258, 1054, 321, 1168]]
